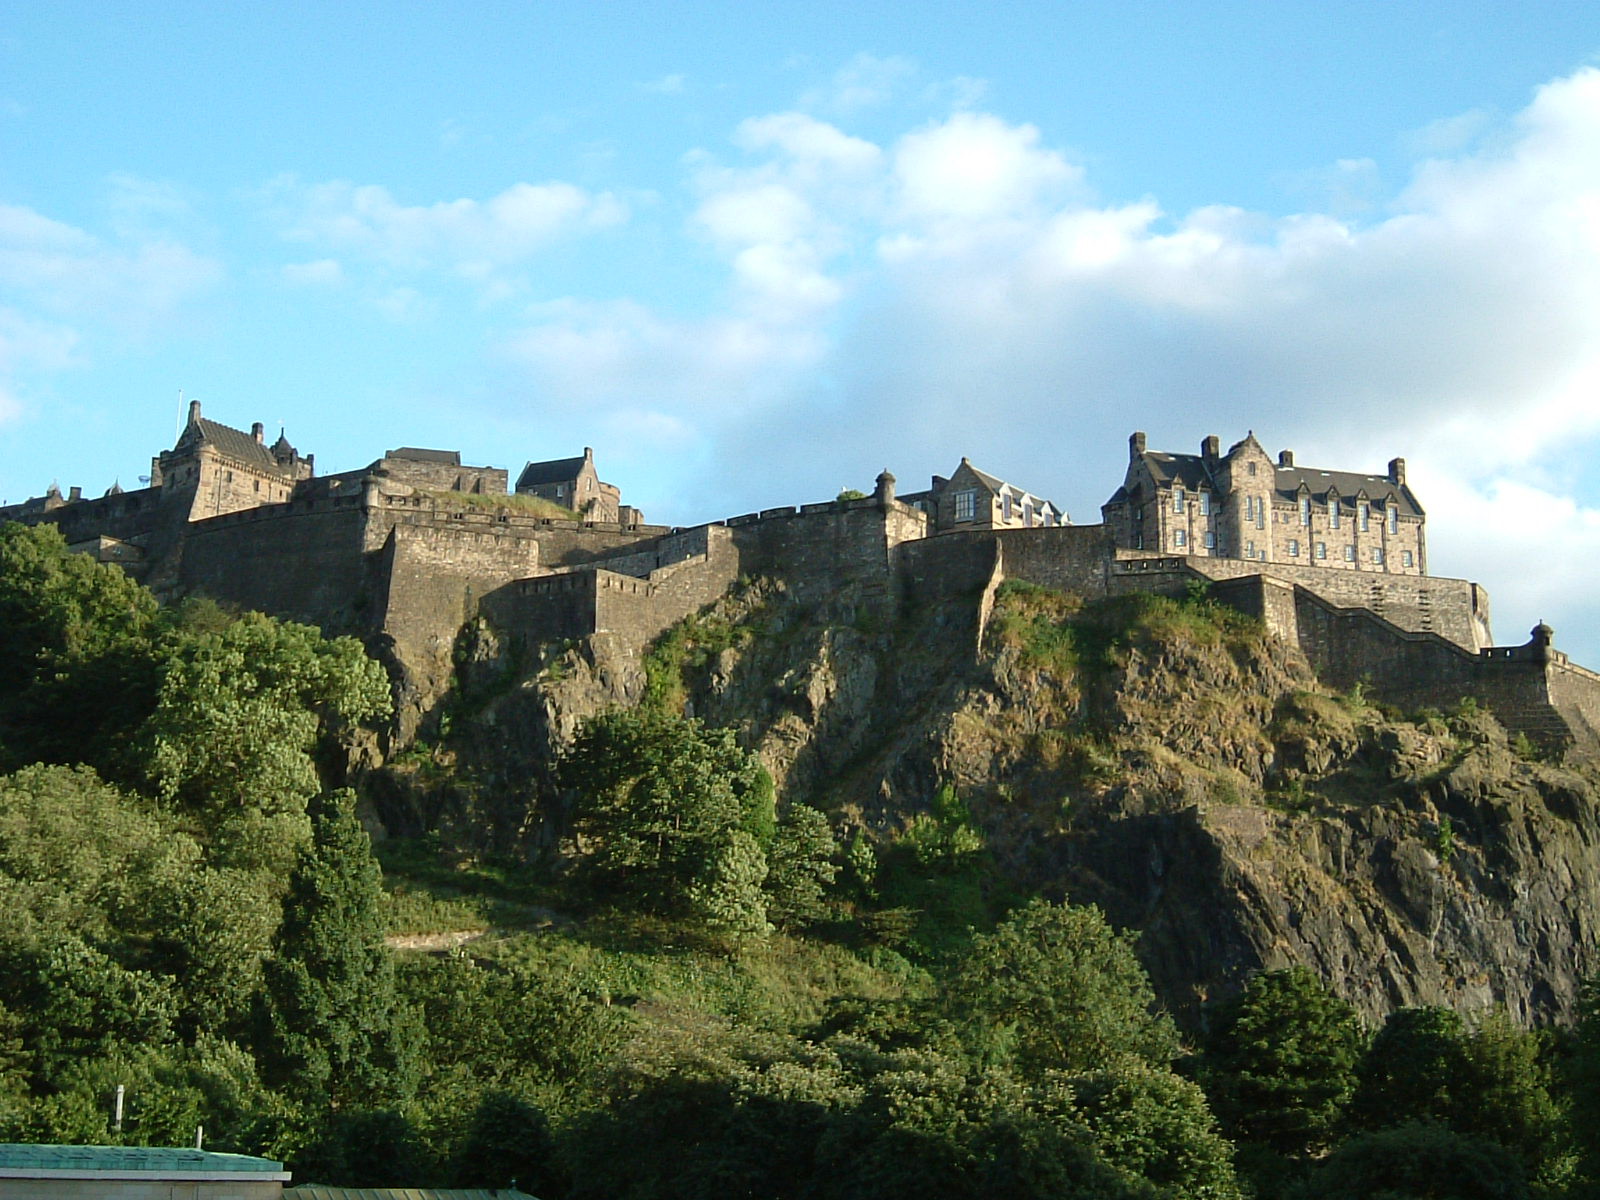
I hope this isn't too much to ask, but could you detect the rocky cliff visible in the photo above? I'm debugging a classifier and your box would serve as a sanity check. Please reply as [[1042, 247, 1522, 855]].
[[364, 575, 1600, 1030]]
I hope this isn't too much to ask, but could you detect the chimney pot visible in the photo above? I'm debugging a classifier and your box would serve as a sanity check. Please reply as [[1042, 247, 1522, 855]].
[[252, 422, 264, 443]]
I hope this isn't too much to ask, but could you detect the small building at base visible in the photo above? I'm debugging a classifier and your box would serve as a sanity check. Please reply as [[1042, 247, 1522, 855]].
[[0, 1144, 290, 1199]]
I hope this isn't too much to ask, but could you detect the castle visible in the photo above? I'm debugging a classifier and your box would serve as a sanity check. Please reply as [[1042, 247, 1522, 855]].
[[5, 407, 1599, 759]]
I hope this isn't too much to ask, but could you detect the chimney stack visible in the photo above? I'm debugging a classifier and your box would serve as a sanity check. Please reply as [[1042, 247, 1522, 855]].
[[1201, 435, 1219, 461], [252, 422, 264, 443], [187, 399, 201, 425], [1388, 457, 1406, 486], [1129, 431, 1146, 461], [1278, 449, 1294, 468]]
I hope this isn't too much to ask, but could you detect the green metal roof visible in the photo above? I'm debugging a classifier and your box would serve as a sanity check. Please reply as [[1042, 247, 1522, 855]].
[[285, 1190, 537, 1200], [0, 1143, 285, 1175]]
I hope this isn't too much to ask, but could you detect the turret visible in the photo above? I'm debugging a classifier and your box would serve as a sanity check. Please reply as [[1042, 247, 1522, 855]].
[[875, 468, 896, 508]]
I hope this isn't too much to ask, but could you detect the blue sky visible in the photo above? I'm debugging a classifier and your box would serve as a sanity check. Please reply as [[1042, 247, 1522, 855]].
[[4, 2, 1600, 660]]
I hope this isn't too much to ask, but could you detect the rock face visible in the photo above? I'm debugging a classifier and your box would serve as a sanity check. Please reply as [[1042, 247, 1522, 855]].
[[366, 575, 1600, 1030]]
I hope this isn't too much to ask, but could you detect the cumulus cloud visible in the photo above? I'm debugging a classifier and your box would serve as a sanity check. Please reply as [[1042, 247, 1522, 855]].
[[502, 66, 1600, 655]]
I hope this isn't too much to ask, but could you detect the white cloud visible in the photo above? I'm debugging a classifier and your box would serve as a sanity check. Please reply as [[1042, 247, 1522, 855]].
[[801, 53, 915, 114], [281, 258, 344, 286], [641, 73, 687, 95], [892, 113, 1081, 222], [276, 178, 627, 274], [497, 66, 1600, 658]]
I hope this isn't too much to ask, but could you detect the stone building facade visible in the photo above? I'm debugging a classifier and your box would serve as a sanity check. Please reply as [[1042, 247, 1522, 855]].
[[899, 457, 1064, 532], [516, 447, 639, 524], [1102, 431, 1426, 575], [151, 400, 315, 521]]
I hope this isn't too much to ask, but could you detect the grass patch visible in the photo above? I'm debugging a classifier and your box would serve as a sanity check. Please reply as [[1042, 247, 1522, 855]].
[[421, 488, 578, 521]]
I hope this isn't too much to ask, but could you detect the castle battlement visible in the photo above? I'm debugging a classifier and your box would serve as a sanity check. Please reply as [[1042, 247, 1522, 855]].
[[6, 409, 1598, 758]]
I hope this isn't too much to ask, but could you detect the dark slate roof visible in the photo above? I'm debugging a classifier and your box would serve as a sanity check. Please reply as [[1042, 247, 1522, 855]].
[[177, 417, 279, 468], [388, 447, 461, 465], [517, 456, 587, 488], [0, 1143, 285, 1176], [1275, 466, 1423, 516], [1141, 452, 1218, 491], [1130, 449, 1423, 517]]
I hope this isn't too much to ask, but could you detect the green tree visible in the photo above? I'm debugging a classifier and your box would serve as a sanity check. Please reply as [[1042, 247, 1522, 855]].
[[0, 522, 162, 774], [560, 709, 774, 923], [1304, 1122, 1528, 1200], [942, 899, 1179, 1079], [449, 1091, 560, 1194], [143, 613, 390, 824], [1351, 1006, 1565, 1187], [1347, 1006, 1468, 1133], [255, 789, 414, 1109], [1199, 966, 1365, 1159], [764, 803, 840, 929]]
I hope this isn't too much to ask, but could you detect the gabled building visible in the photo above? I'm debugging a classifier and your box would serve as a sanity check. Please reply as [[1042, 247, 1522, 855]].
[[900, 457, 1065, 532], [516, 447, 639, 524], [1102, 431, 1426, 574], [150, 400, 314, 520]]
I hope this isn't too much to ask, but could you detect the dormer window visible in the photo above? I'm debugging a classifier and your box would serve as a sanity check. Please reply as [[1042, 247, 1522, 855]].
[[1359, 502, 1370, 531], [1330, 501, 1341, 530], [1388, 504, 1399, 535], [1299, 496, 1310, 526]]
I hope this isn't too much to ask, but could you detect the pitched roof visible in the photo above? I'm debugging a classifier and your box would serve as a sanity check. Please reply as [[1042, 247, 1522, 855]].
[[0, 1143, 286, 1177], [387, 447, 461, 465], [517, 456, 587, 488], [1275, 465, 1423, 516], [1128, 447, 1424, 517], [1140, 451, 1217, 491], [175, 417, 280, 469]]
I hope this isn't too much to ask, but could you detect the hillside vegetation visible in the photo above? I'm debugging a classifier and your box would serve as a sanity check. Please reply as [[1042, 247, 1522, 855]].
[[4, 519, 1600, 1197]]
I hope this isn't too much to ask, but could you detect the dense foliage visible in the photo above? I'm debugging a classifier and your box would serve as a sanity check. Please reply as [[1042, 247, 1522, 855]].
[[5, 519, 1600, 1198]]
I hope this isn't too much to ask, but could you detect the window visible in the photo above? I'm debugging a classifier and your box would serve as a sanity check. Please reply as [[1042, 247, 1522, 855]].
[[1023, 502, 1033, 526], [1002, 493, 1012, 521], [954, 489, 977, 522], [1316, 541, 1327, 559], [1246, 539, 1255, 557], [1373, 547, 1384, 565], [1299, 496, 1310, 525], [1174, 530, 1187, 548], [1344, 545, 1355, 562], [1173, 488, 1186, 514], [1330, 502, 1341, 530], [1289, 539, 1300, 557], [1244, 495, 1256, 520], [1204, 532, 1216, 549], [1248, 462, 1257, 476], [1359, 502, 1370, 531], [1389, 505, 1399, 535], [1403, 550, 1414, 567], [1199, 493, 1210, 516]]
